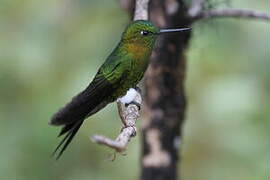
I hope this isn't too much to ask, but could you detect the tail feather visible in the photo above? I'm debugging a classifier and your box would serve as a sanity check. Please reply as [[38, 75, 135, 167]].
[[58, 123, 74, 137], [52, 121, 83, 160]]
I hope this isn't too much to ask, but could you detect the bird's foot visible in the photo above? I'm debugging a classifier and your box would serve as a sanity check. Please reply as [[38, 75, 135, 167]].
[[134, 86, 142, 95], [124, 101, 141, 110]]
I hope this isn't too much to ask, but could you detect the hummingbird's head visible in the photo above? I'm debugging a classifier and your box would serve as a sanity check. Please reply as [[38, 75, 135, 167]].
[[121, 20, 191, 47], [120, 20, 191, 59], [121, 20, 159, 47]]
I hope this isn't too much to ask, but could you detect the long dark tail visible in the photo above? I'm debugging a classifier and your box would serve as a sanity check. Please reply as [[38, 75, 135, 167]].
[[50, 96, 107, 160], [50, 77, 113, 159]]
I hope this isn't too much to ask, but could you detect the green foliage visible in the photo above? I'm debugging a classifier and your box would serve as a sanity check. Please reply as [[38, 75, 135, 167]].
[[0, 0, 269, 180]]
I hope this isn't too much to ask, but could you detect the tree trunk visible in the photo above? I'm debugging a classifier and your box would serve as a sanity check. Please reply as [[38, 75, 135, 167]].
[[119, 0, 270, 179], [121, 0, 192, 179], [140, 1, 191, 180]]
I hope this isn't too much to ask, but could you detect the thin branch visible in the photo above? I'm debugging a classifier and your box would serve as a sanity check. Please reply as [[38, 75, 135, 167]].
[[193, 8, 270, 21], [117, 102, 126, 124], [91, 91, 142, 152], [134, 0, 149, 20], [188, 0, 205, 17]]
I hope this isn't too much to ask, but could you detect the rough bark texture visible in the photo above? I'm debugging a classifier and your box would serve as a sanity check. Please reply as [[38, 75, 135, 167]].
[[140, 0, 191, 180], [121, 0, 192, 179]]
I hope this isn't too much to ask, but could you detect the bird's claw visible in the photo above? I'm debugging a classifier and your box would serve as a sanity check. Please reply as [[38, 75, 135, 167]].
[[125, 101, 141, 110], [134, 86, 142, 95]]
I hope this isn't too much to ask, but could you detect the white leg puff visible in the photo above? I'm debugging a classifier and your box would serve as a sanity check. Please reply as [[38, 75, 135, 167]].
[[117, 88, 138, 104]]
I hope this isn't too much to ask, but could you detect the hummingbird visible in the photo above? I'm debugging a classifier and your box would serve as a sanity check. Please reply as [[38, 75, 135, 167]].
[[50, 20, 190, 159]]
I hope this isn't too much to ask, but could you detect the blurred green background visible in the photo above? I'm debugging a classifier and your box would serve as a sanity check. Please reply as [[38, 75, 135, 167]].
[[0, 0, 269, 180]]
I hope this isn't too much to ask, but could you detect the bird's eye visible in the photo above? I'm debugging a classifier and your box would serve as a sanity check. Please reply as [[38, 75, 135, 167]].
[[140, 30, 150, 36]]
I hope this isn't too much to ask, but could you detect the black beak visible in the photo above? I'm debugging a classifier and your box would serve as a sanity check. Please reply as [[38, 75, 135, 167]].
[[158, 27, 191, 34]]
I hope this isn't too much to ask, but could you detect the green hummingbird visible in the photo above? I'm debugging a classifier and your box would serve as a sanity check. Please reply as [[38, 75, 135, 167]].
[[50, 20, 190, 159]]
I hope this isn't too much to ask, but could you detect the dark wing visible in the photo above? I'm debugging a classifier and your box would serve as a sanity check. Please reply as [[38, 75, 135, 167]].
[[50, 73, 117, 126]]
